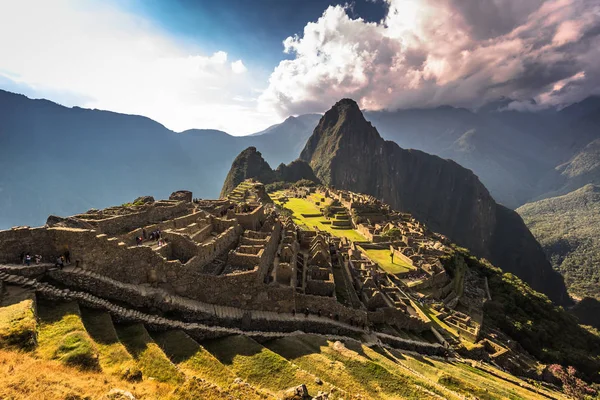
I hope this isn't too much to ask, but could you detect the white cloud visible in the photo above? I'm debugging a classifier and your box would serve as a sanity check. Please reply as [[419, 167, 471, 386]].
[[231, 60, 248, 74], [0, 0, 277, 135], [260, 0, 600, 116]]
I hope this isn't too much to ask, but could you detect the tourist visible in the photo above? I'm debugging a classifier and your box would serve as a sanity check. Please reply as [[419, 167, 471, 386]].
[[25, 253, 32, 266], [64, 250, 71, 265], [156, 229, 161, 240], [135, 236, 142, 246], [35, 254, 42, 264], [55, 256, 64, 269]]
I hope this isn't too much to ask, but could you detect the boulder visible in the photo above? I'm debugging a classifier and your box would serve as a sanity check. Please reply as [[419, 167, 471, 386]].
[[169, 190, 193, 202], [133, 196, 155, 205], [105, 388, 136, 400], [281, 384, 311, 400]]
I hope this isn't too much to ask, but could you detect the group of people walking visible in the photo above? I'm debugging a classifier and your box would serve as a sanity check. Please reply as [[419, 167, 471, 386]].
[[19, 250, 71, 269], [135, 228, 164, 247]]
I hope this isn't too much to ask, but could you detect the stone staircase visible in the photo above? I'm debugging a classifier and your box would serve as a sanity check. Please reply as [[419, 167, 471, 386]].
[[0, 266, 446, 358]]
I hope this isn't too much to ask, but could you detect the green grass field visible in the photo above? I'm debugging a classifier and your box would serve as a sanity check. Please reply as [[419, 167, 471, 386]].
[[36, 301, 101, 371], [0, 297, 36, 350], [361, 248, 415, 274], [79, 308, 137, 376], [202, 335, 328, 397], [115, 323, 183, 384], [275, 196, 366, 242], [267, 335, 444, 400]]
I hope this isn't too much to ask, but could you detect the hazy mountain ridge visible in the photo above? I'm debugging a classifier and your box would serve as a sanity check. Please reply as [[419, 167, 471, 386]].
[[300, 99, 569, 304], [0, 90, 317, 229], [517, 184, 600, 301]]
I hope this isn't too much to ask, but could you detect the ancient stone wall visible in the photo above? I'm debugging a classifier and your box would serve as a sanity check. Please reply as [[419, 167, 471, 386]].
[[76, 202, 192, 236], [227, 205, 265, 230]]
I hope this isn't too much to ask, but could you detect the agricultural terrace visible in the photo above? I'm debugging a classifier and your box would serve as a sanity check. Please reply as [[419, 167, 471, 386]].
[[273, 193, 366, 242], [359, 248, 415, 275]]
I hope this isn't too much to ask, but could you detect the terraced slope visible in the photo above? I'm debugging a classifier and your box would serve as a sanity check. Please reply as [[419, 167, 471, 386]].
[[267, 335, 446, 400], [36, 300, 101, 371], [0, 283, 571, 399], [153, 330, 273, 400], [0, 294, 36, 350], [79, 308, 137, 376], [202, 334, 336, 397], [115, 322, 184, 385]]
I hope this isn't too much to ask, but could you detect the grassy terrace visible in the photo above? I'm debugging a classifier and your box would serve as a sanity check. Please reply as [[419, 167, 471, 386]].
[[274, 194, 366, 242], [267, 335, 445, 400], [36, 301, 101, 371], [385, 349, 565, 400], [202, 335, 327, 397], [360, 248, 415, 275], [0, 297, 36, 351]]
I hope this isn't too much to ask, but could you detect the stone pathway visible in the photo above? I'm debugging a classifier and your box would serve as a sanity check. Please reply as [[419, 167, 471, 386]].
[[0, 263, 445, 354]]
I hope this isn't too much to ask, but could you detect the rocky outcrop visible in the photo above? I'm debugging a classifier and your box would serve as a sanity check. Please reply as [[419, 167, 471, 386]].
[[133, 196, 155, 204], [300, 99, 569, 304], [221, 147, 319, 197], [220, 147, 276, 197], [274, 160, 320, 184]]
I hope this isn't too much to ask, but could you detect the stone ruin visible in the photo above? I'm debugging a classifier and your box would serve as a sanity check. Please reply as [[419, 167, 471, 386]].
[[0, 181, 468, 357]]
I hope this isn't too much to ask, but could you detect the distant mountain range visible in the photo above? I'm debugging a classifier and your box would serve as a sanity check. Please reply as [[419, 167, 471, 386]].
[[2, 88, 600, 305], [0, 90, 319, 229]]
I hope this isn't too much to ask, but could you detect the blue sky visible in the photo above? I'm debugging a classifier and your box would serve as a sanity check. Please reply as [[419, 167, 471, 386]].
[[119, 0, 388, 69], [1, 0, 598, 135]]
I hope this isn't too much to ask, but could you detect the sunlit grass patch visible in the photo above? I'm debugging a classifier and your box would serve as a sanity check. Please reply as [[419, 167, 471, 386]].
[[0, 297, 36, 350], [36, 300, 100, 371]]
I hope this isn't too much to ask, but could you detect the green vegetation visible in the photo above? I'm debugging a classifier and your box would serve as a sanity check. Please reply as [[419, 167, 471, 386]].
[[115, 323, 184, 384], [0, 299, 36, 350], [517, 184, 600, 300], [443, 247, 600, 383], [273, 196, 366, 241], [267, 335, 443, 400], [153, 331, 271, 400], [382, 228, 402, 239], [361, 248, 415, 274], [0, 297, 37, 350], [386, 349, 564, 400], [79, 308, 138, 377], [153, 330, 235, 387], [36, 301, 100, 370], [202, 335, 324, 396]]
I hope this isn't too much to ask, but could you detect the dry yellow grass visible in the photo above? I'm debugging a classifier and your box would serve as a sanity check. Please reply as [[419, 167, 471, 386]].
[[0, 348, 173, 400]]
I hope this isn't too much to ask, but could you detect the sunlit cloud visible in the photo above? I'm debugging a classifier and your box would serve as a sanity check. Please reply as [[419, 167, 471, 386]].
[[260, 0, 600, 116]]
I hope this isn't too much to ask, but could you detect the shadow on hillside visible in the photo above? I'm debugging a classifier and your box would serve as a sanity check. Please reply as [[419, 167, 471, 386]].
[[80, 308, 120, 345], [114, 323, 150, 358], [200, 335, 266, 365], [263, 334, 326, 360], [37, 300, 77, 324]]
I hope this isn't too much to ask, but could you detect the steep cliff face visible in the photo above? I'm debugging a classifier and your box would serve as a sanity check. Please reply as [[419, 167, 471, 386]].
[[300, 99, 569, 304], [221, 147, 319, 197]]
